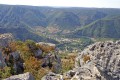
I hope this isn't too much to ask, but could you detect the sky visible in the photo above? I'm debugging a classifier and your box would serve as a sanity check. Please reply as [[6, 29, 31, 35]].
[[0, 0, 120, 8]]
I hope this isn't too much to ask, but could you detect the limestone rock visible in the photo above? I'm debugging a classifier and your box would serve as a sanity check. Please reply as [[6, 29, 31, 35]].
[[75, 41, 120, 80], [3, 51, 24, 74], [11, 51, 24, 74], [4, 72, 35, 80], [0, 33, 14, 47], [0, 33, 14, 68], [42, 52, 62, 73], [41, 72, 63, 80], [42, 40, 120, 80]]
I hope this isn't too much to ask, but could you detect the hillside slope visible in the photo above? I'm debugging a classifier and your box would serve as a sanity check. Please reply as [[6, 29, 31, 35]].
[[71, 16, 120, 38], [0, 4, 120, 39]]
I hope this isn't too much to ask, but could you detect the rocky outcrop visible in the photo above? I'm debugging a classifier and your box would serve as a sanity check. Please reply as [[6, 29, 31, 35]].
[[11, 51, 24, 74], [42, 40, 120, 80], [0, 33, 14, 68], [4, 72, 35, 80], [0, 34, 24, 74], [41, 52, 62, 73], [2, 51, 24, 74], [0, 33, 14, 47], [74, 41, 120, 80], [36, 42, 62, 73]]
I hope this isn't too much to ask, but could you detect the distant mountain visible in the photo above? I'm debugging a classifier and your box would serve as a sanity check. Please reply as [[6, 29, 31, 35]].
[[71, 16, 120, 38], [0, 4, 120, 40], [47, 12, 80, 30], [0, 5, 47, 28]]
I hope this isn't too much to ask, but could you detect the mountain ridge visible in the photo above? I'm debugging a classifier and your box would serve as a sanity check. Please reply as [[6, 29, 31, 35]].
[[0, 4, 120, 40], [71, 15, 120, 38]]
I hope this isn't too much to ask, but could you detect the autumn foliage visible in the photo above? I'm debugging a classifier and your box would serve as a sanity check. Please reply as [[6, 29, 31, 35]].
[[83, 54, 90, 63], [25, 56, 41, 71], [61, 53, 76, 73]]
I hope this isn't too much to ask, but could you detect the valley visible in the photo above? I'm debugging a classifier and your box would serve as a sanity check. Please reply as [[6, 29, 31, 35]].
[[0, 4, 120, 80]]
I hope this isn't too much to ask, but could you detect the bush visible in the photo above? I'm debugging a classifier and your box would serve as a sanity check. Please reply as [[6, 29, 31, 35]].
[[25, 57, 41, 71], [0, 66, 11, 79], [83, 55, 90, 63], [61, 53, 76, 73]]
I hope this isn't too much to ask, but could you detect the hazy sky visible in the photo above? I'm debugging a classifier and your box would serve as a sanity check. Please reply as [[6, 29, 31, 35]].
[[0, 0, 120, 8]]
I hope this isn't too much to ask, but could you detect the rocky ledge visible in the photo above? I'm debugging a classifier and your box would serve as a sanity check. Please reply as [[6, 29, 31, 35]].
[[0, 33, 14, 47], [74, 40, 120, 80], [42, 40, 120, 80]]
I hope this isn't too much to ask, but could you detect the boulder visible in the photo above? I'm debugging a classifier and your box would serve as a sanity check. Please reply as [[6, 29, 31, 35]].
[[42, 52, 62, 73], [4, 72, 35, 80], [41, 72, 63, 80], [34, 49, 42, 58]]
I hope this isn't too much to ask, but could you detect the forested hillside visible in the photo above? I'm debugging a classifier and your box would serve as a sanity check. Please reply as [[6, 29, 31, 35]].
[[0, 4, 120, 44], [71, 16, 120, 38]]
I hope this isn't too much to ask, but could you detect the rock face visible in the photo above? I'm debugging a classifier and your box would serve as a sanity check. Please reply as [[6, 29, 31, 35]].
[[41, 52, 62, 73], [42, 41, 120, 80], [4, 72, 35, 80], [37, 42, 62, 73], [2, 51, 24, 74], [0, 33, 24, 74], [11, 51, 24, 74], [0, 33, 14, 68], [0, 33, 14, 47], [74, 41, 120, 80]]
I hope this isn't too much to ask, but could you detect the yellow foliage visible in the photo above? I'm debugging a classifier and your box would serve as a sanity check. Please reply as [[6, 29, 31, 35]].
[[25, 57, 41, 71], [61, 53, 76, 73], [83, 54, 90, 63], [36, 68, 49, 80], [24, 57, 44, 79], [8, 42, 17, 52], [0, 66, 11, 79]]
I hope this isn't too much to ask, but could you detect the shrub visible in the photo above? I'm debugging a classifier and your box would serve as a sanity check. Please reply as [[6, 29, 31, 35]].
[[24, 57, 41, 71], [0, 66, 11, 79], [36, 68, 49, 80], [8, 42, 17, 52], [83, 54, 90, 63], [61, 53, 76, 73]]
